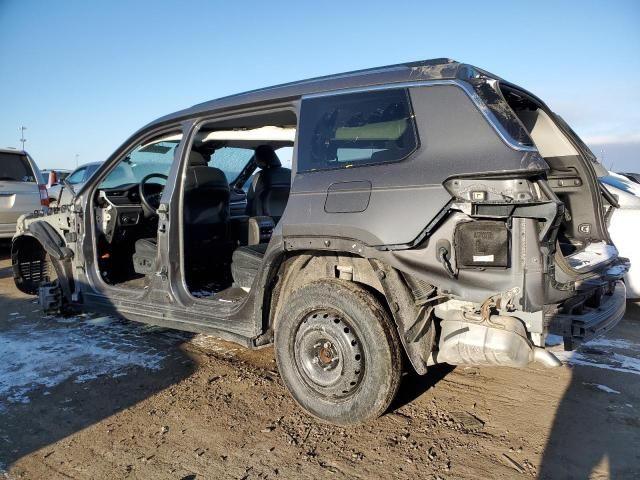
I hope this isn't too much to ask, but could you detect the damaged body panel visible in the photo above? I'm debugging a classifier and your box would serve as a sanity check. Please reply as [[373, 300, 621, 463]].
[[12, 58, 629, 424]]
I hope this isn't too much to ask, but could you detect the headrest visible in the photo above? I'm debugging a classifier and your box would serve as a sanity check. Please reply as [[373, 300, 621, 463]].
[[255, 145, 281, 169], [189, 150, 208, 166]]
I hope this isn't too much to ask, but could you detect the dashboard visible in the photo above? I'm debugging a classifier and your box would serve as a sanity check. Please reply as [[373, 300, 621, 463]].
[[95, 183, 159, 243]]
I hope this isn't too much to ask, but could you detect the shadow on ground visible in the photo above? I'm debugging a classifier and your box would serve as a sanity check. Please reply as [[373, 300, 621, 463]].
[[538, 301, 640, 478], [0, 245, 197, 470]]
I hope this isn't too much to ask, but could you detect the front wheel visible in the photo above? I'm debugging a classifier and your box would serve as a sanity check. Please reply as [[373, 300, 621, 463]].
[[275, 279, 402, 425]]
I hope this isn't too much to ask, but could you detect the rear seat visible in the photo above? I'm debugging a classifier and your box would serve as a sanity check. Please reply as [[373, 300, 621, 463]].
[[231, 243, 268, 289]]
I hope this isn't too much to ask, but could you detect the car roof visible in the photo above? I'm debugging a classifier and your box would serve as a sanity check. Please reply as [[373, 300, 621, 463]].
[[0, 148, 27, 155], [75, 161, 102, 169], [147, 58, 497, 128]]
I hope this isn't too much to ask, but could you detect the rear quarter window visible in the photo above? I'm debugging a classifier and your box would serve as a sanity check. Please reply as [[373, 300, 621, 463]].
[[297, 89, 418, 172], [0, 153, 36, 182]]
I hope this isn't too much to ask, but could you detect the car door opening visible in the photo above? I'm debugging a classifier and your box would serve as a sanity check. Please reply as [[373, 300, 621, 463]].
[[179, 112, 296, 298]]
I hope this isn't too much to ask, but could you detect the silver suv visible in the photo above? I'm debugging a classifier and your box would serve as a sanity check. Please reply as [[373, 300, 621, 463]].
[[0, 148, 47, 238]]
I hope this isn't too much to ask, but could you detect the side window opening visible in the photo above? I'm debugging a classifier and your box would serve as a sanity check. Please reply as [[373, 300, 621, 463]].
[[297, 88, 418, 172]]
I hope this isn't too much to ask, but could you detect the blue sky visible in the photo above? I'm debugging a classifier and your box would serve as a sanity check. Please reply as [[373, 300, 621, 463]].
[[1, 0, 639, 171]]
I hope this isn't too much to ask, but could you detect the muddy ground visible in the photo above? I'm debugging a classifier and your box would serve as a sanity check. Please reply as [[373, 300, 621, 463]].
[[0, 244, 639, 479]]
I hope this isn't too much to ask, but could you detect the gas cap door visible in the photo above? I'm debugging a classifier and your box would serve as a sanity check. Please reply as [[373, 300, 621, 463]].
[[324, 181, 372, 213]]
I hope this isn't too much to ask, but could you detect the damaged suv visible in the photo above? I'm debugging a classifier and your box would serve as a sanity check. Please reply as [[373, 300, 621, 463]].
[[12, 59, 629, 424]]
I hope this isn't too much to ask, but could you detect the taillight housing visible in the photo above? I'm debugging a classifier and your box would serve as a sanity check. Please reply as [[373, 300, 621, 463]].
[[38, 184, 49, 207]]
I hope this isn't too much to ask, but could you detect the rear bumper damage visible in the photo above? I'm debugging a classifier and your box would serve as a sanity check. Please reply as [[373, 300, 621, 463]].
[[547, 280, 627, 350], [429, 280, 627, 369]]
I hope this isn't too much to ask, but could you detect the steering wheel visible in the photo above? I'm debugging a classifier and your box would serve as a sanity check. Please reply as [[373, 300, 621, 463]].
[[139, 173, 168, 217]]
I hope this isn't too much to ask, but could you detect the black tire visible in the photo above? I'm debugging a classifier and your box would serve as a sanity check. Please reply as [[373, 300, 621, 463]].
[[274, 279, 402, 425]]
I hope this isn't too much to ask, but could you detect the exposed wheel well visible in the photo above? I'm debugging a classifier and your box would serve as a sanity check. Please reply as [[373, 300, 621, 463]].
[[12, 235, 51, 295], [269, 251, 436, 374], [270, 251, 385, 323]]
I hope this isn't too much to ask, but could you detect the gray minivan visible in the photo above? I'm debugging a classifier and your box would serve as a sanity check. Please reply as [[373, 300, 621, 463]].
[[11, 59, 629, 424], [0, 148, 47, 238]]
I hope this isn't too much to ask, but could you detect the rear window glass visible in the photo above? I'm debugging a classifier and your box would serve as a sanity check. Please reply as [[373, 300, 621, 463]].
[[298, 89, 418, 172], [210, 147, 255, 183], [0, 153, 36, 182], [470, 80, 534, 147]]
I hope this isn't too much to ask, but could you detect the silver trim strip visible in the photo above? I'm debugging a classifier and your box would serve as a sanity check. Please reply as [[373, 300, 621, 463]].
[[302, 79, 538, 153]]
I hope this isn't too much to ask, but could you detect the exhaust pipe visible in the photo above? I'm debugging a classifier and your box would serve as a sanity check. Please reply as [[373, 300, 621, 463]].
[[432, 310, 562, 369], [533, 347, 562, 368]]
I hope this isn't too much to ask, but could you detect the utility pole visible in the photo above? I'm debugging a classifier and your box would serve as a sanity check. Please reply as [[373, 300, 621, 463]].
[[75, 153, 79, 168], [20, 126, 27, 150]]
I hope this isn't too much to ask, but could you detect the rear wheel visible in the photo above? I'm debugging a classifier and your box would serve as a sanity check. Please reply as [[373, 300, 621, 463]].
[[275, 279, 402, 425]]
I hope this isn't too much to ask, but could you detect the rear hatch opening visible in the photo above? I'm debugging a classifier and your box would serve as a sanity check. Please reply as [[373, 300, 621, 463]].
[[497, 84, 617, 274]]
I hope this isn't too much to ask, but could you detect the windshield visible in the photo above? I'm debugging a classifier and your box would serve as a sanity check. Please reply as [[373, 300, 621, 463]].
[[100, 139, 181, 189], [0, 153, 36, 182]]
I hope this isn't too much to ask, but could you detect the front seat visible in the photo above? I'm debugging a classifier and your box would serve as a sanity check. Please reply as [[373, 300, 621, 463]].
[[246, 145, 291, 223], [133, 151, 230, 275], [182, 151, 230, 245]]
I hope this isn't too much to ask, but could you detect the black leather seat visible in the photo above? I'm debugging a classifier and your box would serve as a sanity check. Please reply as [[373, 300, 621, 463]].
[[183, 151, 230, 244], [246, 145, 291, 223], [231, 243, 268, 289], [132, 151, 230, 275]]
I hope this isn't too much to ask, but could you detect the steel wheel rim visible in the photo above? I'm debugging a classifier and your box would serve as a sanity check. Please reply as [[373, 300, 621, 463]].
[[293, 309, 365, 399]]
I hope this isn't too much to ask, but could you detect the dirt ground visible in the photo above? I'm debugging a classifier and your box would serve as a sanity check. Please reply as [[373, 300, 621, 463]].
[[1, 244, 639, 480]]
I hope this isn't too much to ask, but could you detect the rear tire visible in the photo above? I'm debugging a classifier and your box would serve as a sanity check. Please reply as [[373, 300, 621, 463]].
[[275, 279, 402, 425]]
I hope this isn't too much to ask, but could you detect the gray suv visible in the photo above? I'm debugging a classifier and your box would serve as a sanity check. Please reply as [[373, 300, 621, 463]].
[[12, 59, 629, 424]]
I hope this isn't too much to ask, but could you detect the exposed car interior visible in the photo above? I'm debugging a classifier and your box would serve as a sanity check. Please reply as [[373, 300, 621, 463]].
[[92, 111, 296, 296], [93, 134, 180, 286], [179, 118, 295, 297], [500, 85, 610, 261]]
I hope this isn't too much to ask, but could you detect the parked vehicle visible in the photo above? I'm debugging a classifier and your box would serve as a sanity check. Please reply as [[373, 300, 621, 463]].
[[40, 168, 71, 202], [600, 173, 640, 298], [617, 172, 640, 184], [0, 148, 48, 239], [11, 59, 629, 424], [47, 162, 101, 205], [41, 168, 71, 187]]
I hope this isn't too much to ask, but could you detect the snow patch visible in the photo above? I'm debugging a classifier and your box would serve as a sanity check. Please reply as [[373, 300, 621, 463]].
[[583, 382, 621, 394], [553, 349, 640, 376], [0, 315, 167, 408], [84, 316, 117, 326]]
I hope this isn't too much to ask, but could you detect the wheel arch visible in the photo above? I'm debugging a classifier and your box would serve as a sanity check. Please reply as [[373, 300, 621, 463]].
[[268, 250, 435, 374], [11, 221, 75, 297]]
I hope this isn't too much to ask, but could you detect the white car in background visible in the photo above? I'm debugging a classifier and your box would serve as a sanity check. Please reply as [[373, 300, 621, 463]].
[[601, 173, 640, 298], [0, 148, 49, 238]]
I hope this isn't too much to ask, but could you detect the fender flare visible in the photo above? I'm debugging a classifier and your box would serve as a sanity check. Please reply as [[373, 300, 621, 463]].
[[20, 220, 74, 261]]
